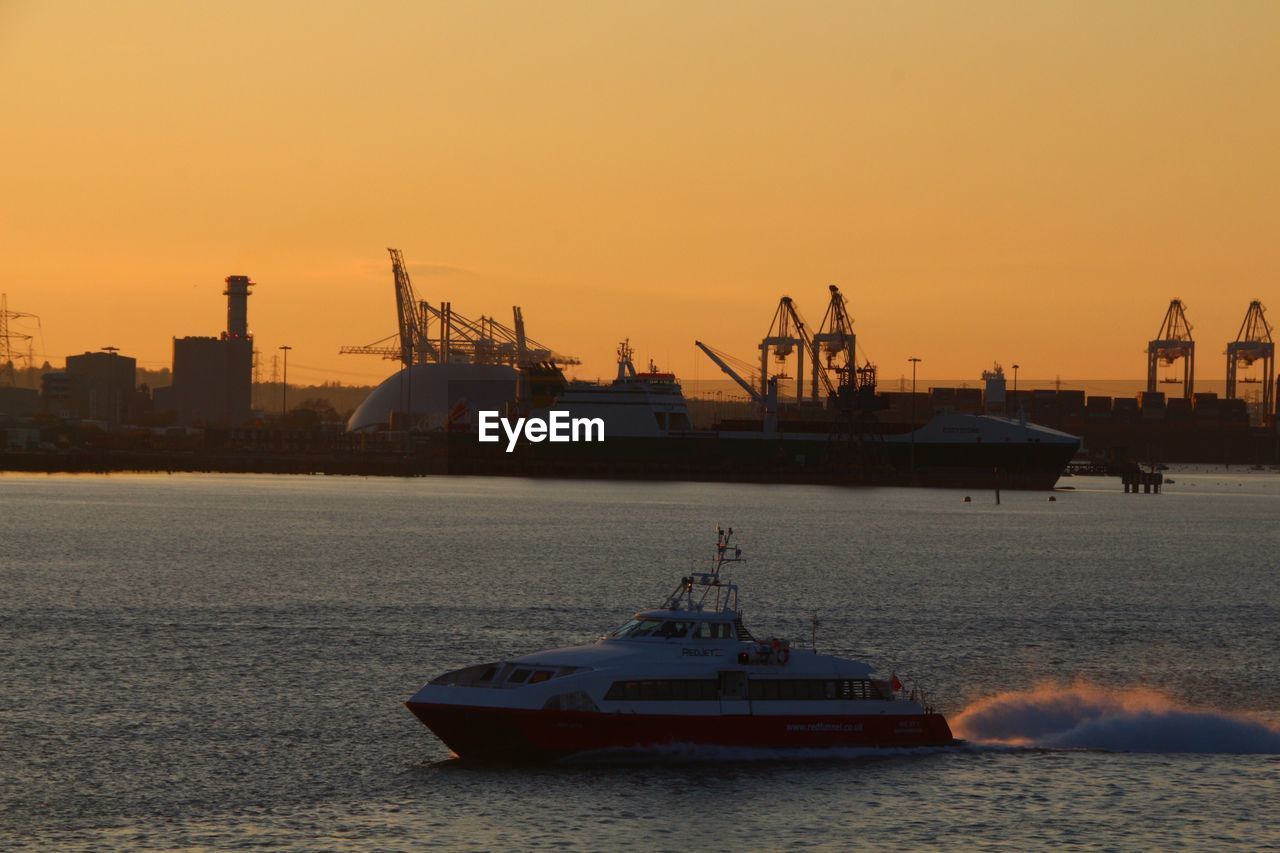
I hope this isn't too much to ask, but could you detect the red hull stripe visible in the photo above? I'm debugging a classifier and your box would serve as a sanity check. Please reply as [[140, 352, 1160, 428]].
[[407, 702, 955, 760]]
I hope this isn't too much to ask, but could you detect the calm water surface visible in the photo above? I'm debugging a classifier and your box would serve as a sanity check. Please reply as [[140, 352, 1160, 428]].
[[2, 471, 1277, 849]]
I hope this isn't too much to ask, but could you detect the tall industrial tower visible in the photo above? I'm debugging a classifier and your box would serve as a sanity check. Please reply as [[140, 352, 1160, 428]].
[[1147, 299, 1195, 399], [1226, 300, 1274, 425], [223, 275, 253, 338]]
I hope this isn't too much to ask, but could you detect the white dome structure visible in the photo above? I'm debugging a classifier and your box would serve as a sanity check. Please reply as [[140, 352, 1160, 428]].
[[346, 362, 519, 432]]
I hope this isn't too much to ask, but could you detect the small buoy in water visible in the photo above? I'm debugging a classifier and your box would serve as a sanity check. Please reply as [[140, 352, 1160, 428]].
[[1048, 495, 1056, 501], [963, 496, 971, 502]]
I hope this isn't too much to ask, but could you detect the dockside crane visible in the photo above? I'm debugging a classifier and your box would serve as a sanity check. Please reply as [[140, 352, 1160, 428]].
[[778, 296, 842, 403], [1226, 300, 1274, 425], [761, 297, 807, 404], [813, 285, 878, 401], [696, 340, 778, 435], [340, 248, 577, 368], [755, 287, 876, 412], [390, 248, 428, 365], [340, 248, 434, 364], [1147, 298, 1195, 398]]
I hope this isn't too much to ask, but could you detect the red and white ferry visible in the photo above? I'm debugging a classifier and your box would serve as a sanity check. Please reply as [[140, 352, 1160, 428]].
[[406, 528, 954, 760]]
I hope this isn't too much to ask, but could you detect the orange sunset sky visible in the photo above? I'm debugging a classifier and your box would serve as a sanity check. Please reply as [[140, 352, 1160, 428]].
[[2, 1, 1278, 388]]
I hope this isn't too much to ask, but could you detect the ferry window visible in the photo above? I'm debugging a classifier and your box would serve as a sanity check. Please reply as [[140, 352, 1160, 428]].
[[508, 669, 531, 684], [657, 621, 691, 639], [480, 667, 497, 682], [528, 670, 553, 684], [714, 623, 733, 639], [608, 618, 642, 637], [751, 679, 849, 700], [834, 679, 875, 700], [605, 680, 719, 701], [623, 619, 665, 638]]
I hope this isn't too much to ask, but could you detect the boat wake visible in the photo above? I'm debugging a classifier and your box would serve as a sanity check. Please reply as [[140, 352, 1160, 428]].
[[952, 681, 1280, 754]]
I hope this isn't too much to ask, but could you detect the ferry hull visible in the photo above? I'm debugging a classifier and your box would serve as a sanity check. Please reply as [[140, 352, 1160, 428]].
[[407, 701, 956, 761]]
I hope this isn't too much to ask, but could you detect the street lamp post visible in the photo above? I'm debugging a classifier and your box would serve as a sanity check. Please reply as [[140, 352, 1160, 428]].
[[1012, 363, 1020, 418], [279, 345, 292, 419], [1013, 361, 1024, 417], [908, 356, 921, 475]]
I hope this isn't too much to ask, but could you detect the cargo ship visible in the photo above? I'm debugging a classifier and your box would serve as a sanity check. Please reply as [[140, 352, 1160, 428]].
[[378, 342, 1079, 489]]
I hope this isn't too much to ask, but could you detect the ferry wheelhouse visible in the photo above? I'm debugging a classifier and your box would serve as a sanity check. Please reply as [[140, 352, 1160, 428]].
[[406, 528, 954, 760]]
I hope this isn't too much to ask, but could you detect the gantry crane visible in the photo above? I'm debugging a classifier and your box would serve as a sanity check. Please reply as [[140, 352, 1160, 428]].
[[340, 248, 577, 368], [760, 297, 807, 404], [1147, 299, 1195, 399], [762, 295, 842, 405], [812, 285, 877, 403], [339, 248, 431, 364], [1226, 300, 1274, 425]]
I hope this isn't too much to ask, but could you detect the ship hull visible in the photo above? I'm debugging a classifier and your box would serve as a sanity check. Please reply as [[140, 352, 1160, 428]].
[[420, 430, 1078, 490], [406, 701, 956, 761]]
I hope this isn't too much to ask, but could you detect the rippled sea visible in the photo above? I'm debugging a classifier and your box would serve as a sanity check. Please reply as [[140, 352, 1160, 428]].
[[2, 470, 1278, 849]]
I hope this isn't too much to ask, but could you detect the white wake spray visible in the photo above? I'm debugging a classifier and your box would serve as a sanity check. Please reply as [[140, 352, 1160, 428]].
[[952, 681, 1280, 754]]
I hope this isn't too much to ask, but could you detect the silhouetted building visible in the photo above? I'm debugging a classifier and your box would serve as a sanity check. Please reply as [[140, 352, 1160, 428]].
[[0, 386, 39, 418], [64, 350, 137, 424], [171, 276, 254, 427], [41, 372, 72, 418]]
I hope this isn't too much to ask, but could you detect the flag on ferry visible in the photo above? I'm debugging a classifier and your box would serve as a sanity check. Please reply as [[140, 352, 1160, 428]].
[[891, 673, 903, 692]]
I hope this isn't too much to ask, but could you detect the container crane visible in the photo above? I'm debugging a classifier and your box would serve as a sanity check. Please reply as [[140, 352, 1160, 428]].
[[1226, 300, 1274, 425], [340, 248, 433, 364], [340, 249, 577, 368], [1147, 299, 1195, 399], [760, 297, 807, 404]]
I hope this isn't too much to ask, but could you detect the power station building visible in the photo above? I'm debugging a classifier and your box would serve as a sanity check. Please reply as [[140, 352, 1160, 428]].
[[64, 350, 138, 424], [171, 276, 254, 428]]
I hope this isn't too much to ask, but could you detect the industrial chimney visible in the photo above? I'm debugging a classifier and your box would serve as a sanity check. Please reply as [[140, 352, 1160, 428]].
[[223, 275, 253, 339]]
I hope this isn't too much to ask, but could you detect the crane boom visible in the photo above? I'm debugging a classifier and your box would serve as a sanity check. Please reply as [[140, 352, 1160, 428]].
[[388, 248, 423, 366], [513, 306, 528, 364], [696, 340, 761, 403], [696, 340, 778, 435]]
